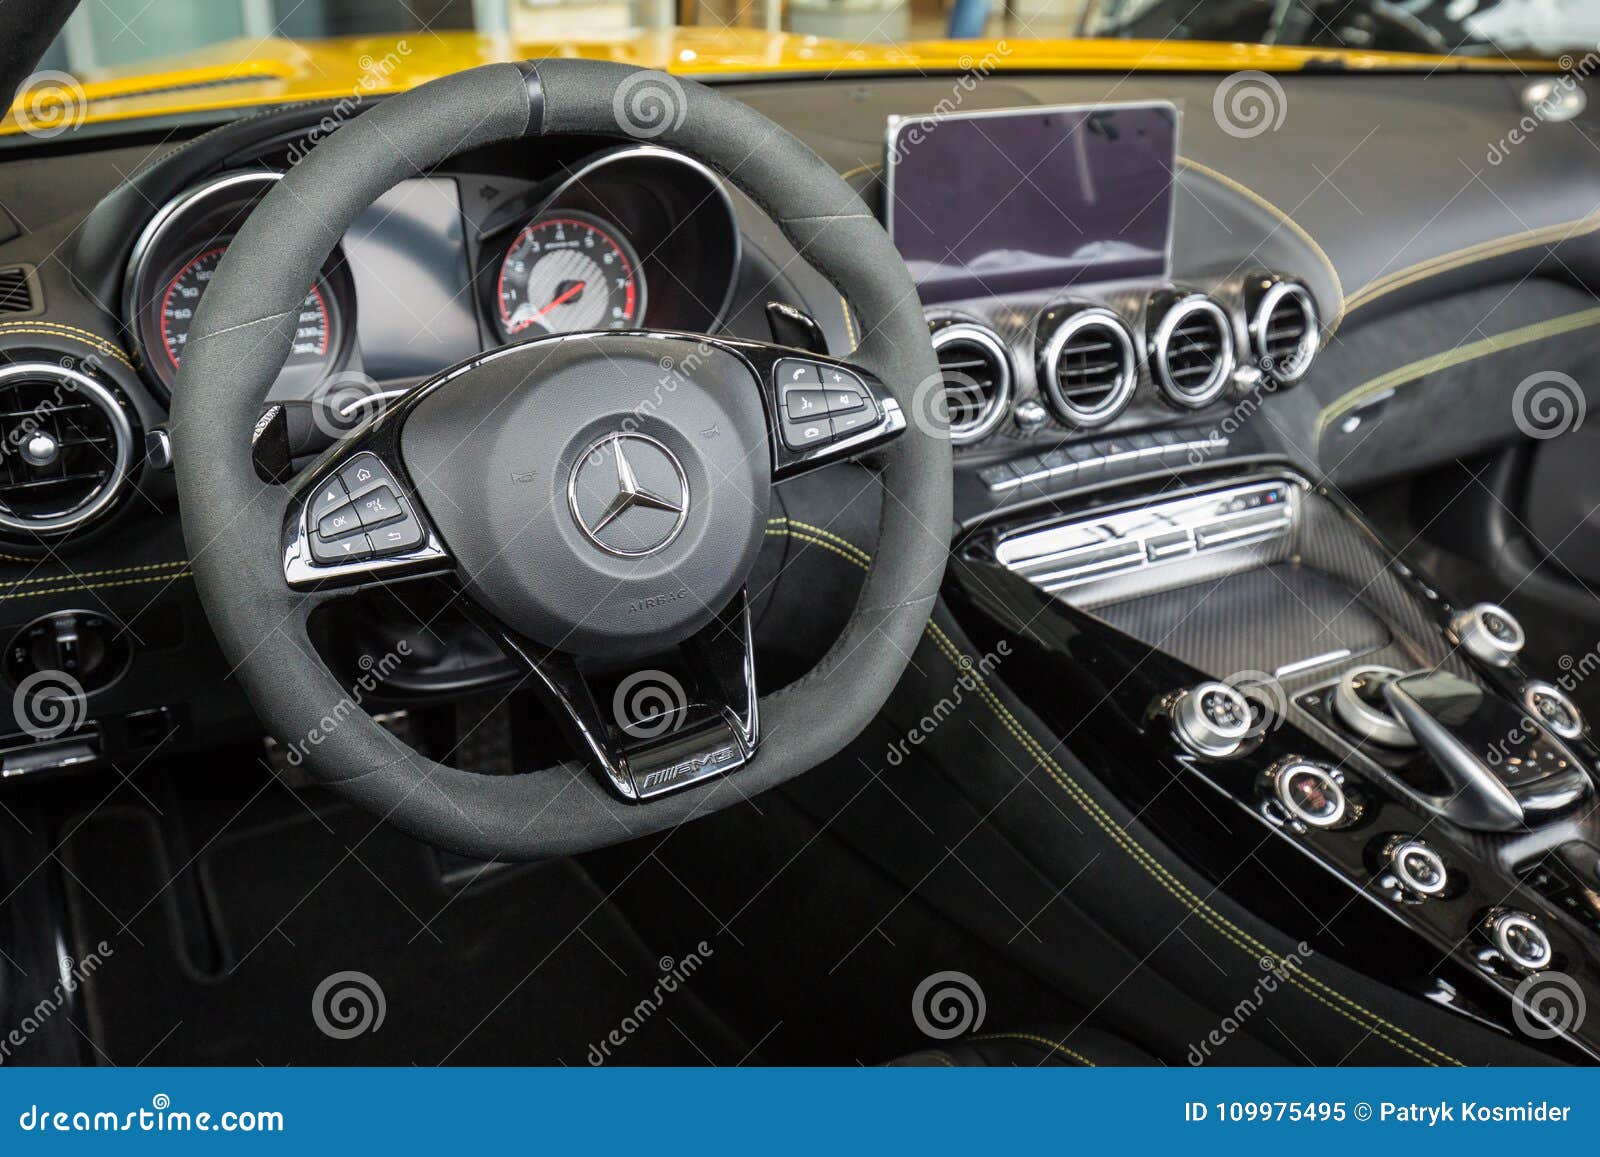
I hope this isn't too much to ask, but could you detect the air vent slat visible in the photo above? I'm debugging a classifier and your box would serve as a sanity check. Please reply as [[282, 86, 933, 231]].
[[930, 322, 1012, 445], [1151, 294, 1233, 409], [1040, 308, 1136, 428], [0, 267, 34, 315], [0, 362, 133, 535], [1250, 280, 1319, 384]]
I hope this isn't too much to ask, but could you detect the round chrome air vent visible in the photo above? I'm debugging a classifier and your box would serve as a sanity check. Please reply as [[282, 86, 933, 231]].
[[1248, 278, 1319, 383], [0, 363, 135, 536], [1148, 292, 1235, 409], [1037, 306, 1138, 429], [929, 321, 1012, 445]]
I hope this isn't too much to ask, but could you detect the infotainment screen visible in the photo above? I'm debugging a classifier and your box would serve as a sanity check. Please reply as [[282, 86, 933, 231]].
[[884, 103, 1178, 304]]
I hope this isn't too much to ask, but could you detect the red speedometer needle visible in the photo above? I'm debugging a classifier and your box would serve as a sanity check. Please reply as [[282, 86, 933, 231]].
[[538, 281, 586, 315]]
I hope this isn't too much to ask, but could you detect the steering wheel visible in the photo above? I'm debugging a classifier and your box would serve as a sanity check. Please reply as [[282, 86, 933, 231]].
[[171, 60, 951, 860]]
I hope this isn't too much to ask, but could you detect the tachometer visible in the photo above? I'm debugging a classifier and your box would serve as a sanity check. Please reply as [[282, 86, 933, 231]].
[[495, 211, 645, 337], [159, 246, 333, 375]]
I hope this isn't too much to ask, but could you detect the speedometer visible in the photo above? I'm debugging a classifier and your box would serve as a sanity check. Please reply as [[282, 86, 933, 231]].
[[494, 211, 645, 337], [159, 246, 334, 375]]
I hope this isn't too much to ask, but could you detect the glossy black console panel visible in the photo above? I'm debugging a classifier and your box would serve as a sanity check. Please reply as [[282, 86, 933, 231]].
[[948, 467, 1600, 1061]]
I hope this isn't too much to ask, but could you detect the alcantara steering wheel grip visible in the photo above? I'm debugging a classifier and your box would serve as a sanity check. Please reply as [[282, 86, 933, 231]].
[[171, 59, 952, 859]]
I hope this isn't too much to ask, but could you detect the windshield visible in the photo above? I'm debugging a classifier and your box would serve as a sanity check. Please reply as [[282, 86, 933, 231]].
[[26, 0, 1598, 79]]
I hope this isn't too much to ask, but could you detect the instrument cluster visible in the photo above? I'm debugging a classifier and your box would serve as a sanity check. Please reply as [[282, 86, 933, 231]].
[[121, 145, 742, 405]]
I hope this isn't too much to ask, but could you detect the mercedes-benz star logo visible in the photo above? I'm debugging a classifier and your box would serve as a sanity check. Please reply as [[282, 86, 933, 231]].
[[567, 432, 689, 558]]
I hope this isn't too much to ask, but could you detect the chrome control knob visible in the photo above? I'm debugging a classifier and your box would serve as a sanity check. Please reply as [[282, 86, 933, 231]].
[[1012, 399, 1048, 433], [1171, 681, 1252, 758], [1449, 602, 1525, 668], [1523, 681, 1584, 740], [1332, 665, 1415, 747], [1482, 909, 1552, 972], [1264, 759, 1349, 830], [1381, 836, 1448, 898]]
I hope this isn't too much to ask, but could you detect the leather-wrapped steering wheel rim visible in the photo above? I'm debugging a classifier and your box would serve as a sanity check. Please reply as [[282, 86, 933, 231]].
[[171, 59, 951, 860]]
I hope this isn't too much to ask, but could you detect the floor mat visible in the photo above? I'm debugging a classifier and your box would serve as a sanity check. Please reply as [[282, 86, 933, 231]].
[[56, 791, 749, 1066]]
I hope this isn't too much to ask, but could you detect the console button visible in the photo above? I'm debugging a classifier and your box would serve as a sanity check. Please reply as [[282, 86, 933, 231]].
[[309, 531, 375, 564], [775, 359, 822, 388], [1264, 759, 1350, 830], [309, 477, 350, 525], [780, 414, 833, 450], [1450, 602, 1525, 667], [1524, 681, 1584, 740], [1171, 680, 1252, 758], [338, 453, 396, 502], [317, 503, 363, 542], [783, 389, 829, 422], [367, 510, 426, 556], [823, 387, 865, 414], [830, 408, 877, 438], [353, 485, 405, 530], [1481, 909, 1552, 972], [1382, 836, 1449, 898]]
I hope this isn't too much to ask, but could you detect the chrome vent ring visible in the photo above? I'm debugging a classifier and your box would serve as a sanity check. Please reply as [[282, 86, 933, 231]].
[[1150, 293, 1235, 409], [1038, 307, 1138, 429], [0, 362, 135, 536], [1250, 280, 1319, 383], [929, 321, 1013, 445]]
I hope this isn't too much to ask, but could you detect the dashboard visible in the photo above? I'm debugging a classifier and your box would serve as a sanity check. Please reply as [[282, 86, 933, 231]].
[[0, 63, 1597, 777]]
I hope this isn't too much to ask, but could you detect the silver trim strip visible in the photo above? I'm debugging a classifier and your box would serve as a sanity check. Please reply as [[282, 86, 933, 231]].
[[984, 434, 1226, 492]]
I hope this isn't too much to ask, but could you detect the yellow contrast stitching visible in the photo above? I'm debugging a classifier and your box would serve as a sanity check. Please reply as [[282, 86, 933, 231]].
[[767, 517, 873, 566], [1176, 157, 1346, 325], [0, 571, 192, 602], [1344, 213, 1600, 317], [0, 322, 135, 370], [1315, 305, 1600, 449], [1, 559, 189, 587], [840, 296, 858, 352], [923, 620, 1456, 1067], [763, 522, 1458, 1064], [969, 1031, 1096, 1067]]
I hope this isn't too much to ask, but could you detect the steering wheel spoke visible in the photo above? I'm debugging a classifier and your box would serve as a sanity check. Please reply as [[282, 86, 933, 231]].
[[282, 432, 452, 592], [744, 343, 907, 480], [472, 589, 759, 802]]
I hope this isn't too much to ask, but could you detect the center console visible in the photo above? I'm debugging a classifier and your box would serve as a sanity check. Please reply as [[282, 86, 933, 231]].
[[947, 467, 1600, 1060]]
